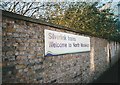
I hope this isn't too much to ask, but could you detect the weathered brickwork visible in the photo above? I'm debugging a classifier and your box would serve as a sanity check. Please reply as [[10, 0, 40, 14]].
[[2, 17, 44, 83], [2, 10, 120, 83]]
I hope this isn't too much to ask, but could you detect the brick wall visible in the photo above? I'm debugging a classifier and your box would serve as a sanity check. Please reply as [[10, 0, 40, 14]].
[[2, 10, 120, 83]]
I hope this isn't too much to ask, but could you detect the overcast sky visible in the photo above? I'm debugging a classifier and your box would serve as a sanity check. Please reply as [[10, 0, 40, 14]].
[[2, 0, 120, 2]]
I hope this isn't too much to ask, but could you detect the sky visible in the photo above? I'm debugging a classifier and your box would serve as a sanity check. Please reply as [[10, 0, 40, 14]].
[[2, 0, 120, 2], [1, 0, 120, 15]]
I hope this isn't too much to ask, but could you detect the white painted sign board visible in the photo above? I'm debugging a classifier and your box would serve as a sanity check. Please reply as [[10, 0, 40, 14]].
[[44, 29, 90, 56]]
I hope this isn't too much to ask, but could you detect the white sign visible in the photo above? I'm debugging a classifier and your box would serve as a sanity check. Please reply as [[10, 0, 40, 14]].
[[44, 29, 90, 56]]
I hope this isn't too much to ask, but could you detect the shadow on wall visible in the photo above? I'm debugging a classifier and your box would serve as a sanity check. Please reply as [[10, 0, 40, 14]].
[[88, 38, 120, 83], [109, 42, 120, 66]]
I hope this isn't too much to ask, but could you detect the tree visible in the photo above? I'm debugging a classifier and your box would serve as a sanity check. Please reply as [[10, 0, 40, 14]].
[[47, 2, 120, 42], [0, 1, 46, 18]]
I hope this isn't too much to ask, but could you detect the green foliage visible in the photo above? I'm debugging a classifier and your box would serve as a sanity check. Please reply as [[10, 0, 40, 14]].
[[46, 2, 120, 42]]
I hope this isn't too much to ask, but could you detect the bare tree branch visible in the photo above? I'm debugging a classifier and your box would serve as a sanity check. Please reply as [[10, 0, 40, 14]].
[[11, 2, 19, 12], [30, 8, 39, 17], [22, 2, 34, 15], [20, 2, 28, 14]]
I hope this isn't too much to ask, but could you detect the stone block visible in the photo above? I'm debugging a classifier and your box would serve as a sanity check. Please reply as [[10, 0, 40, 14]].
[[16, 64, 26, 69], [3, 46, 16, 52]]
